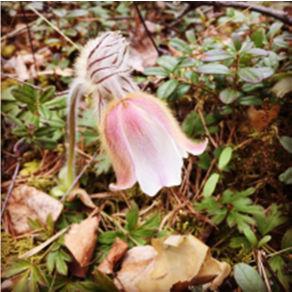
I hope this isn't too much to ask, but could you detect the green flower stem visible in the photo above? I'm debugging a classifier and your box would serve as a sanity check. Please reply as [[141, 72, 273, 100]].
[[66, 82, 82, 190]]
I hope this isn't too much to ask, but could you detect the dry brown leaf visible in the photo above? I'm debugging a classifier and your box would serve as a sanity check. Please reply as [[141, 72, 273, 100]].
[[64, 216, 99, 277], [98, 238, 128, 274], [114, 246, 158, 291], [6, 185, 63, 235], [129, 11, 158, 72], [247, 104, 280, 131], [67, 188, 96, 209], [115, 235, 231, 292]]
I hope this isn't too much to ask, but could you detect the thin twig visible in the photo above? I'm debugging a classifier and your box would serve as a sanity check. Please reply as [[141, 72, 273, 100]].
[[133, 2, 161, 56], [28, 5, 80, 50], [185, 2, 292, 25], [1, 139, 25, 220], [20, 2, 38, 77], [198, 109, 218, 148], [1, 161, 20, 220], [19, 227, 69, 259]]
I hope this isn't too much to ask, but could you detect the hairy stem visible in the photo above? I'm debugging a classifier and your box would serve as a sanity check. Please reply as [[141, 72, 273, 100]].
[[66, 81, 82, 189]]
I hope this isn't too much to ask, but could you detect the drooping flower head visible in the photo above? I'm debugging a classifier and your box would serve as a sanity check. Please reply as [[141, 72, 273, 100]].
[[101, 92, 208, 197], [75, 31, 138, 113]]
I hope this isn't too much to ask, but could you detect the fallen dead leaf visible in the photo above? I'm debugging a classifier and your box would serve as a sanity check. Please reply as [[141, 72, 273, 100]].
[[115, 234, 231, 292], [64, 216, 99, 277], [67, 188, 96, 209], [6, 185, 63, 235], [129, 10, 158, 72], [98, 238, 128, 274], [114, 245, 158, 292], [247, 104, 280, 131]]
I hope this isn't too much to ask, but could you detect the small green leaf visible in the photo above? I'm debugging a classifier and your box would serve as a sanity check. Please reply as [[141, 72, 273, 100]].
[[203, 173, 220, 197], [170, 38, 191, 53], [281, 228, 292, 249], [234, 263, 266, 292], [157, 79, 179, 99], [157, 56, 179, 71], [279, 136, 292, 153], [251, 28, 266, 48], [238, 67, 274, 83], [268, 22, 283, 39], [92, 269, 119, 292], [279, 167, 292, 184], [219, 88, 240, 104], [218, 147, 233, 170], [258, 235, 271, 248], [126, 203, 139, 231], [197, 64, 230, 75], [238, 96, 263, 106], [143, 67, 169, 77], [202, 49, 233, 62], [3, 260, 31, 278]]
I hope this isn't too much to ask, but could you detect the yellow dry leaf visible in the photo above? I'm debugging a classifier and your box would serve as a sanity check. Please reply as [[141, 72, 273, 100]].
[[116, 234, 231, 292]]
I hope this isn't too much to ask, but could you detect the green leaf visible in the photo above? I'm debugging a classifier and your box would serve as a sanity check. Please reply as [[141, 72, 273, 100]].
[[258, 235, 271, 248], [238, 67, 274, 83], [218, 147, 233, 170], [40, 86, 56, 103], [92, 269, 119, 292], [185, 29, 196, 43], [157, 79, 179, 99], [241, 225, 258, 246], [255, 204, 286, 236], [279, 136, 292, 153], [3, 260, 31, 278], [234, 263, 266, 292], [251, 28, 266, 48], [197, 64, 230, 75], [219, 88, 240, 104], [99, 231, 123, 245], [143, 67, 169, 77], [202, 49, 233, 62], [56, 256, 68, 275], [126, 203, 139, 231], [12, 85, 36, 105], [279, 167, 292, 184], [157, 56, 180, 72], [238, 96, 263, 106], [268, 22, 283, 39], [170, 38, 191, 53], [268, 256, 289, 290], [203, 173, 220, 197], [281, 228, 292, 249]]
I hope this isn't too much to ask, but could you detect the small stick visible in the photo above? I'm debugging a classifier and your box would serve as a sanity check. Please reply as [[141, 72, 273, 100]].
[[19, 227, 69, 259], [1, 138, 25, 220], [28, 5, 79, 50], [20, 2, 38, 77], [133, 2, 160, 55]]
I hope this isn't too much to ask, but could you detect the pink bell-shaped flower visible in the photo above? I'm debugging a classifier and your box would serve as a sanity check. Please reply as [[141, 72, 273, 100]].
[[101, 92, 208, 197]]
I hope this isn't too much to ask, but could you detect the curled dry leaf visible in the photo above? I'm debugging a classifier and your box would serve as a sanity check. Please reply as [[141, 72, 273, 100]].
[[98, 238, 128, 274], [67, 188, 96, 209], [129, 12, 158, 72], [64, 216, 99, 277], [6, 185, 63, 235], [247, 104, 280, 131], [115, 235, 231, 292], [114, 246, 158, 291]]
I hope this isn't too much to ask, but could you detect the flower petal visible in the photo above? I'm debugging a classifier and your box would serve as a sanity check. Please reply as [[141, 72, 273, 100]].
[[127, 92, 208, 156], [101, 102, 136, 191], [118, 101, 183, 196]]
